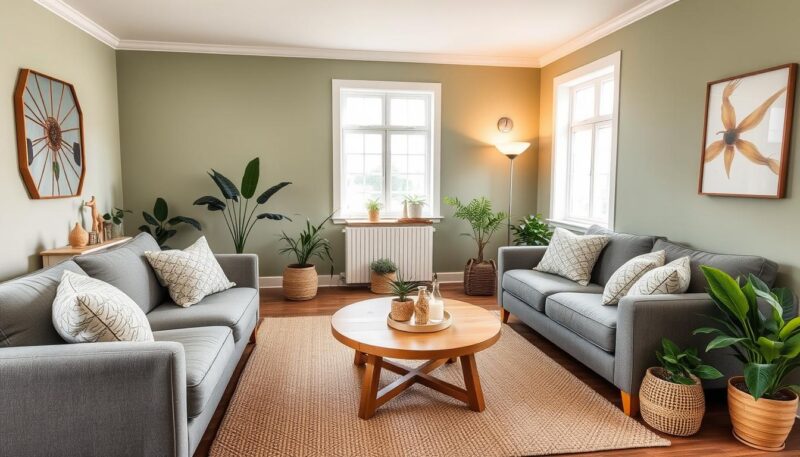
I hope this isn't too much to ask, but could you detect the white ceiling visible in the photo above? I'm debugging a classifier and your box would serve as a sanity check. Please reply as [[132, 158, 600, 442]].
[[37, 0, 677, 67]]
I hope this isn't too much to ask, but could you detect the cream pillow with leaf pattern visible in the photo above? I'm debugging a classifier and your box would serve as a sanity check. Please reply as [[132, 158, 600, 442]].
[[627, 256, 691, 297], [602, 250, 665, 305]]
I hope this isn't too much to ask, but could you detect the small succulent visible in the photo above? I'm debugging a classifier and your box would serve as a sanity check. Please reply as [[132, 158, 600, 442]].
[[389, 272, 419, 302], [370, 258, 397, 275], [403, 195, 426, 206]]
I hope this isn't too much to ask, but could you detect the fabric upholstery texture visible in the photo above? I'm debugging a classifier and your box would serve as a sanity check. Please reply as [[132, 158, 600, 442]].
[[145, 237, 235, 307], [586, 225, 659, 286], [602, 251, 665, 305], [74, 232, 166, 314], [535, 228, 609, 286], [53, 271, 154, 343], [628, 256, 691, 297], [545, 293, 618, 352], [503, 269, 603, 312]]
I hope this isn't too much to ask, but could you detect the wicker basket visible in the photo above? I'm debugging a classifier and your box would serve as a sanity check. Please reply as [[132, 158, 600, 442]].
[[640, 367, 705, 436], [464, 259, 497, 296], [370, 271, 396, 294], [283, 265, 318, 301], [390, 299, 414, 321]]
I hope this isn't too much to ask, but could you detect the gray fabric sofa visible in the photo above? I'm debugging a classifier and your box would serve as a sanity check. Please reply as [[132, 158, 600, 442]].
[[498, 225, 786, 416], [0, 233, 259, 457]]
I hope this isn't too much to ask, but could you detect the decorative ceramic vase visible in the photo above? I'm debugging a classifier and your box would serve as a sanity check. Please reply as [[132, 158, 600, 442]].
[[640, 367, 705, 436], [407, 203, 423, 219], [68, 222, 89, 248], [414, 286, 429, 325], [80, 205, 93, 231], [103, 222, 114, 242], [370, 271, 396, 294], [728, 376, 798, 451], [391, 299, 414, 321], [368, 209, 380, 222], [283, 264, 318, 300], [401, 201, 408, 219], [464, 258, 497, 296]]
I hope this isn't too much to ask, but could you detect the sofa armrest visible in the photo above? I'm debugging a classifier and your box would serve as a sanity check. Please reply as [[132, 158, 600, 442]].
[[216, 253, 259, 289], [497, 246, 547, 305], [0, 341, 188, 457]]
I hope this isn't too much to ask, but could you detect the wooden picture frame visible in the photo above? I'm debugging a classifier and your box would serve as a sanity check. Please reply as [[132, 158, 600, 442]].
[[14, 68, 86, 199], [698, 63, 796, 198]]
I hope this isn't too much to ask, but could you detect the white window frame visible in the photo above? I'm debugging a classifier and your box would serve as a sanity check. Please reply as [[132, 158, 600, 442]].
[[332, 79, 441, 223], [550, 51, 620, 231]]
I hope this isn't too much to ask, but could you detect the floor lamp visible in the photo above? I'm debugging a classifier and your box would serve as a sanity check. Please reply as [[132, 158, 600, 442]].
[[496, 142, 530, 245]]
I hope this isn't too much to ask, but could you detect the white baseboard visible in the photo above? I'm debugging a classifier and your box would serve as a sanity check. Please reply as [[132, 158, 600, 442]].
[[259, 271, 464, 288]]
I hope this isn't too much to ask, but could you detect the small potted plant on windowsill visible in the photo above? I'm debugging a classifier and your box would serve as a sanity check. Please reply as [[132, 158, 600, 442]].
[[278, 214, 334, 301], [640, 338, 723, 436], [403, 195, 426, 219], [370, 258, 397, 294], [366, 198, 382, 222], [388, 273, 420, 322]]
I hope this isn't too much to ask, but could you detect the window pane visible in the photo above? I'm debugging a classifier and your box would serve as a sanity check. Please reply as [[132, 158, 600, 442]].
[[592, 125, 612, 221], [568, 128, 592, 219], [599, 80, 614, 116], [390, 97, 427, 127], [408, 155, 426, 174], [572, 86, 595, 122], [390, 132, 429, 214], [343, 131, 384, 215], [343, 95, 383, 126]]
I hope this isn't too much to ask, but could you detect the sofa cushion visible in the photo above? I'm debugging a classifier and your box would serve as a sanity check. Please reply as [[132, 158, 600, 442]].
[[545, 293, 617, 352], [153, 326, 234, 418], [147, 287, 258, 342], [535, 228, 609, 286], [503, 270, 603, 312], [74, 233, 166, 314], [602, 250, 665, 305], [628, 256, 691, 297], [653, 239, 778, 293], [0, 261, 86, 347], [586, 225, 659, 286]]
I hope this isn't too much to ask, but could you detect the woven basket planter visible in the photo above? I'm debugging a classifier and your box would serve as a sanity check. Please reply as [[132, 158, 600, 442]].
[[464, 259, 497, 296], [728, 376, 798, 451], [640, 367, 705, 436], [370, 271, 396, 294], [283, 264, 318, 301], [390, 299, 414, 321]]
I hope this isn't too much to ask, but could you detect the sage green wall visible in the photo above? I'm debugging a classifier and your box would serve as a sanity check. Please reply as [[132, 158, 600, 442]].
[[538, 0, 800, 289], [0, 0, 121, 281], [116, 52, 539, 276]]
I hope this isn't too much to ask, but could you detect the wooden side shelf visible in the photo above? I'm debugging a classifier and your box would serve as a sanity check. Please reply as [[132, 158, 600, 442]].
[[40, 236, 131, 267]]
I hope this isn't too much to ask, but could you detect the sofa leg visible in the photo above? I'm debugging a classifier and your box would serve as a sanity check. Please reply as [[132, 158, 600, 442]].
[[621, 391, 639, 417], [501, 308, 510, 324], [249, 329, 256, 345]]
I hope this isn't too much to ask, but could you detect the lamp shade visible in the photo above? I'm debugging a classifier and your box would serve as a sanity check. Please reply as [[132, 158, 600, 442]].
[[496, 142, 530, 158]]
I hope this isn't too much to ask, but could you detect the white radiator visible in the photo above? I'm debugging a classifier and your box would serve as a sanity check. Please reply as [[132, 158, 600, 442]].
[[344, 225, 434, 284]]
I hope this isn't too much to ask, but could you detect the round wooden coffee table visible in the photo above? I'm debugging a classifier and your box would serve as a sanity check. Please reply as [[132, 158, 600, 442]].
[[331, 297, 501, 419]]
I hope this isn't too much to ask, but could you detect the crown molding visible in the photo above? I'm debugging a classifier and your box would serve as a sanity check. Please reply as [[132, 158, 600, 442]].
[[34, 0, 119, 48], [537, 0, 680, 67]]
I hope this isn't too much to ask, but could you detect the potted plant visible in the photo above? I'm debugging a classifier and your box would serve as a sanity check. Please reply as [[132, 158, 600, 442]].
[[369, 258, 397, 294], [139, 197, 201, 249], [388, 273, 419, 321], [640, 338, 723, 436], [278, 214, 334, 301], [403, 195, 426, 219], [195, 157, 291, 253], [102, 207, 131, 239], [366, 198, 382, 222], [444, 196, 505, 296], [695, 266, 800, 451], [510, 214, 553, 246]]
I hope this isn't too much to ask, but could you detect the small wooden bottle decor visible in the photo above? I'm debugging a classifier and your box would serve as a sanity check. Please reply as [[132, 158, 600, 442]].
[[414, 286, 429, 325]]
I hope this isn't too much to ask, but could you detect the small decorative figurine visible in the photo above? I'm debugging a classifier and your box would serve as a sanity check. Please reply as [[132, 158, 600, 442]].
[[84, 196, 104, 243]]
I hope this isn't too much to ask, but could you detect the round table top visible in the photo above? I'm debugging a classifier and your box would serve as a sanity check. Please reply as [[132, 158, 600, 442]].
[[331, 298, 501, 359]]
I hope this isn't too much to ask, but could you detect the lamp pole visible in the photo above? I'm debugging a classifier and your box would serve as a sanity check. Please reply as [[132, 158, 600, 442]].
[[507, 154, 517, 246]]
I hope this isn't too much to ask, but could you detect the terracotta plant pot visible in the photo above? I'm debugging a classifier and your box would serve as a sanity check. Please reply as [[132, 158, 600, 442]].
[[370, 271, 396, 294], [728, 376, 798, 451], [283, 264, 318, 301], [390, 298, 414, 321], [68, 222, 89, 248], [640, 367, 705, 436], [464, 258, 497, 296], [368, 209, 380, 222]]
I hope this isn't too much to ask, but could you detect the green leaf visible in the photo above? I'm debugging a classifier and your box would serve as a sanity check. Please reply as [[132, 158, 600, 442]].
[[706, 335, 748, 351], [757, 337, 784, 362], [208, 170, 240, 201], [256, 181, 291, 204], [154, 198, 168, 222], [194, 196, 226, 211], [694, 327, 722, 335], [701, 266, 750, 322], [142, 211, 159, 226], [692, 364, 724, 380], [102, 213, 111, 221], [52, 161, 60, 180], [167, 216, 201, 231], [256, 212, 291, 221], [240, 158, 260, 199], [781, 332, 800, 358], [671, 373, 696, 385], [662, 338, 680, 358], [744, 363, 777, 400], [138, 225, 152, 235]]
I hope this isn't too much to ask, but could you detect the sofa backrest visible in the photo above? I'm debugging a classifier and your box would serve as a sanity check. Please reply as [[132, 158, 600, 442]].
[[586, 225, 659, 286], [0, 260, 86, 347], [652, 239, 778, 293]]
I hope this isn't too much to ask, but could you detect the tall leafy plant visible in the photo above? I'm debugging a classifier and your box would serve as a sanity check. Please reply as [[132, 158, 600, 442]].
[[194, 158, 291, 253], [444, 196, 506, 262], [694, 266, 800, 400], [278, 214, 334, 270], [139, 197, 201, 249]]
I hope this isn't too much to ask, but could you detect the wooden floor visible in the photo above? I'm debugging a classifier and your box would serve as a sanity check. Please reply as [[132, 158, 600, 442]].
[[195, 284, 800, 456]]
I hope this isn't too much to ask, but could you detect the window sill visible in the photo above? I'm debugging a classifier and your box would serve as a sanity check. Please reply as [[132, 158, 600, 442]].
[[334, 216, 443, 225], [547, 218, 605, 234]]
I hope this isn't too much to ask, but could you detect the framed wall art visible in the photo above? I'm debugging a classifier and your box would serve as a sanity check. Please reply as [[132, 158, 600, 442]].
[[14, 68, 85, 199], [698, 63, 796, 198]]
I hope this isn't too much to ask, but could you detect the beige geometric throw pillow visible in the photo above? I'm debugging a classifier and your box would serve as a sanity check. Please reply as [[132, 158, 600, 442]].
[[627, 256, 691, 297], [144, 236, 234, 307], [52, 270, 154, 343], [602, 250, 665, 305], [534, 228, 609, 286]]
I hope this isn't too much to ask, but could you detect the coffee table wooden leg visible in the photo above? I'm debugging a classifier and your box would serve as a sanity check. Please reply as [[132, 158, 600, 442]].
[[446, 357, 457, 364], [460, 354, 485, 412], [354, 350, 366, 366], [358, 354, 382, 419]]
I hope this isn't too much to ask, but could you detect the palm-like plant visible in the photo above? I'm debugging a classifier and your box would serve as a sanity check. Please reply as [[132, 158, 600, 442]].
[[694, 266, 800, 399], [278, 214, 334, 269], [139, 197, 201, 249], [194, 158, 290, 253], [444, 196, 506, 262]]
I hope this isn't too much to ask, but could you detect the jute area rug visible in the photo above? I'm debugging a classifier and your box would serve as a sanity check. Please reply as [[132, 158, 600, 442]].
[[211, 316, 669, 456]]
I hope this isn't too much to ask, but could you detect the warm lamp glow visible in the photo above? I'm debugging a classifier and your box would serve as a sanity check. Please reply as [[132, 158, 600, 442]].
[[496, 142, 531, 158]]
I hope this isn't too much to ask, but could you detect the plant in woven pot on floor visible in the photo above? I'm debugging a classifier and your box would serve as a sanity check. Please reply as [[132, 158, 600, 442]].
[[640, 338, 723, 436], [695, 266, 800, 452], [278, 214, 334, 300], [444, 196, 505, 296], [369, 258, 397, 294]]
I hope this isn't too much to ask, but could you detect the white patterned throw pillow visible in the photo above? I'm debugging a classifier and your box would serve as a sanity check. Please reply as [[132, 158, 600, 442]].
[[144, 236, 234, 307], [627, 256, 691, 297], [602, 251, 665, 305], [534, 228, 609, 286], [53, 270, 154, 343]]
